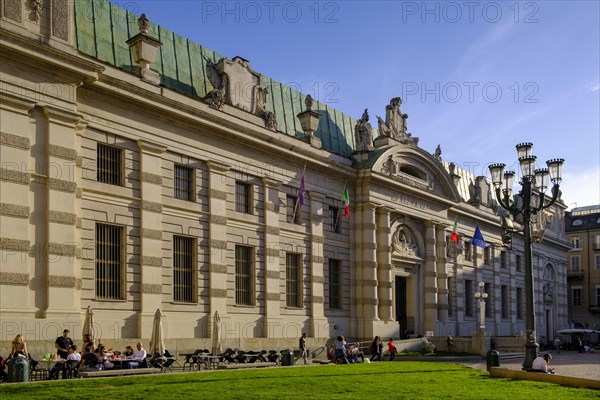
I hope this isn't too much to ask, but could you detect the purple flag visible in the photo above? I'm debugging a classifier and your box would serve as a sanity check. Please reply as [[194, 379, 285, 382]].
[[298, 174, 306, 206]]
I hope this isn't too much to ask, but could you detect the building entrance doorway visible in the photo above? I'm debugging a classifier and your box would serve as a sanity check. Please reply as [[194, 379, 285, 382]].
[[396, 276, 408, 338]]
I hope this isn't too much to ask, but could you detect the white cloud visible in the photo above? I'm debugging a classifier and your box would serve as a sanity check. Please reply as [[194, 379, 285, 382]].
[[590, 83, 600, 92]]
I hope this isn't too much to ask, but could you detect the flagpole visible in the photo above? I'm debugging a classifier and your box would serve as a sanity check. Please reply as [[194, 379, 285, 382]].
[[291, 164, 307, 223], [333, 180, 347, 232]]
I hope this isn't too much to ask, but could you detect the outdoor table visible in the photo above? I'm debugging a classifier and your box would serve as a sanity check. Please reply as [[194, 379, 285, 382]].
[[196, 354, 221, 370]]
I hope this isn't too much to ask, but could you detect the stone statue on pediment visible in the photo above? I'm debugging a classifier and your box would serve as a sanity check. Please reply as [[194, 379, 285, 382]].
[[377, 97, 409, 140], [354, 109, 374, 152], [434, 145, 442, 161]]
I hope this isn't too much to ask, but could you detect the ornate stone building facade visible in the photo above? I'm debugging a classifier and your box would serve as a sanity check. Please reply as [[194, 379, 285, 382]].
[[0, 1, 571, 351]]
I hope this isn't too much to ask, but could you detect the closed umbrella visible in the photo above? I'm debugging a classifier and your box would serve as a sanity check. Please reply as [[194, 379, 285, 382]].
[[149, 308, 165, 357], [212, 311, 222, 356], [83, 305, 94, 342]]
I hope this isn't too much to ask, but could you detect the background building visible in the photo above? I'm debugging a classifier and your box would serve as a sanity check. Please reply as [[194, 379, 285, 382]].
[[0, 0, 570, 353], [565, 205, 600, 333]]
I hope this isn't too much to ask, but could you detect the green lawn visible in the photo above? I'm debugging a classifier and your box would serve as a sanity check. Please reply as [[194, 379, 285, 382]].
[[1, 362, 597, 399]]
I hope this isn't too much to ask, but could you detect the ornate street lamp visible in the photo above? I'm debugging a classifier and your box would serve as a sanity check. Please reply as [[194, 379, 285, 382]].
[[474, 281, 488, 331], [489, 142, 564, 370]]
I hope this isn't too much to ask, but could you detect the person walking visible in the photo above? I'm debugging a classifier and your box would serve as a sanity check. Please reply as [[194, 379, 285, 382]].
[[370, 336, 383, 362], [553, 337, 562, 354], [299, 332, 308, 365]]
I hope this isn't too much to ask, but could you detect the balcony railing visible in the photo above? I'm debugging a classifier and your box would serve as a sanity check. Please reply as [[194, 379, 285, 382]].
[[567, 270, 584, 279]]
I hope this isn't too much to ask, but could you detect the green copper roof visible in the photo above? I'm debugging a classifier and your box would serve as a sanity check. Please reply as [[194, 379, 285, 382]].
[[74, 0, 357, 157]]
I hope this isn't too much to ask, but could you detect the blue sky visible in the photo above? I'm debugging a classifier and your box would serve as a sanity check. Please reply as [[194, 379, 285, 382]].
[[127, 0, 599, 209]]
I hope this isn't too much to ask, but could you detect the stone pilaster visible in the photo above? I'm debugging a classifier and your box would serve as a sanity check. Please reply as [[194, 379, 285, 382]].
[[436, 223, 449, 324], [423, 221, 438, 332], [0, 94, 35, 315], [376, 207, 393, 321], [137, 139, 166, 338], [309, 191, 327, 338], [261, 177, 281, 337], [206, 160, 230, 338], [42, 105, 83, 319], [357, 203, 379, 339]]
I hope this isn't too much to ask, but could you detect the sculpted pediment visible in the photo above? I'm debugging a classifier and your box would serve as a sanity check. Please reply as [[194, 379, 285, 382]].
[[203, 56, 276, 131], [381, 154, 442, 194]]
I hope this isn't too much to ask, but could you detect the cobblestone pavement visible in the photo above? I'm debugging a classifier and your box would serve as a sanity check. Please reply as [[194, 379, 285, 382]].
[[462, 351, 600, 381]]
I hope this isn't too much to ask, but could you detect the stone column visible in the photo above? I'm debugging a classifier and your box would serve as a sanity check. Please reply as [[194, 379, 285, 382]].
[[376, 207, 393, 321], [42, 105, 83, 320], [309, 191, 327, 338], [262, 177, 281, 338], [423, 221, 438, 333], [137, 140, 166, 339], [436, 223, 449, 324], [206, 161, 230, 338], [0, 95, 35, 318]]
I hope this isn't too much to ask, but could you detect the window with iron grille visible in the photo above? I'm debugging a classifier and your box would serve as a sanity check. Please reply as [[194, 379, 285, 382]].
[[516, 254, 522, 272], [572, 287, 582, 306], [595, 287, 600, 306], [501, 285, 508, 319], [465, 280, 473, 317], [173, 236, 194, 303], [286, 195, 300, 224], [286, 253, 301, 308], [235, 181, 252, 214], [500, 250, 507, 269], [328, 206, 341, 233], [571, 255, 580, 271], [174, 165, 193, 201], [96, 224, 123, 300], [97, 143, 122, 185], [235, 245, 254, 306], [516, 287, 523, 319], [328, 259, 341, 309], [595, 254, 600, 270]]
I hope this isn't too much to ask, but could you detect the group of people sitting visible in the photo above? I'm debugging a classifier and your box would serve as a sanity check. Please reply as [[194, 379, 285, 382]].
[[47, 330, 152, 379], [330, 335, 398, 364]]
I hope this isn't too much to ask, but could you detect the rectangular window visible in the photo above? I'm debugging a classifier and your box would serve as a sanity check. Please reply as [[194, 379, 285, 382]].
[[95, 224, 123, 300], [484, 282, 491, 317], [572, 287, 582, 306], [235, 245, 254, 306], [328, 206, 341, 233], [448, 278, 453, 316], [328, 259, 341, 309], [501, 285, 508, 319], [516, 254, 522, 272], [571, 255, 580, 271], [500, 251, 507, 269], [464, 241, 472, 262], [593, 235, 600, 250], [465, 280, 473, 317], [484, 246, 492, 265], [97, 143, 122, 185], [571, 237, 581, 249], [286, 195, 300, 224], [286, 253, 301, 308], [173, 236, 194, 303], [235, 181, 252, 214], [596, 287, 600, 307], [595, 254, 600, 270], [516, 288, 523, 319], [174, 165, 193, 201]]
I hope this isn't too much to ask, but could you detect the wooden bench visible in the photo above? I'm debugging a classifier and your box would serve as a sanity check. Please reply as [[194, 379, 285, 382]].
[[78, 368, 160, 378], [216, 362, 277, 370]]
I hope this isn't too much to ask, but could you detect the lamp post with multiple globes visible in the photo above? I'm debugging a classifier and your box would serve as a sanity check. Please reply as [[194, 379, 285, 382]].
[[474, 281, 488, 331], [488, 142, 564, 371]]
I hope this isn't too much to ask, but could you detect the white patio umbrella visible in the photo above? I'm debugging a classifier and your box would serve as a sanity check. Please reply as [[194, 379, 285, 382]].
[[83, 305, 94, 341], [212, 311, 222, 356], [149, 308, 165, 357]]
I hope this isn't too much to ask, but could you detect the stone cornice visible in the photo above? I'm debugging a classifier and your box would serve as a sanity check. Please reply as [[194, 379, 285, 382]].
[[42, 105, 84, 125], [206, 160, 230, 174], [1, 132, 30, 149], [0, 203, 30, 218], [0, 272, 29, 286], [48, 144, 78, 160], [137, 139, 167, 155]]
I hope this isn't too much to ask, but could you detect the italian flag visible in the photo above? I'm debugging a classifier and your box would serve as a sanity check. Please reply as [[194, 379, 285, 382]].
[[450, 219, 459, 244], [342, 184, 350, 218]]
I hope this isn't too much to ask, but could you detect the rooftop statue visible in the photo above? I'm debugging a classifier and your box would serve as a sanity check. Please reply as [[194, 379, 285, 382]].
[[355, 109, 375, 152], [377, 97, 409, 140]]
